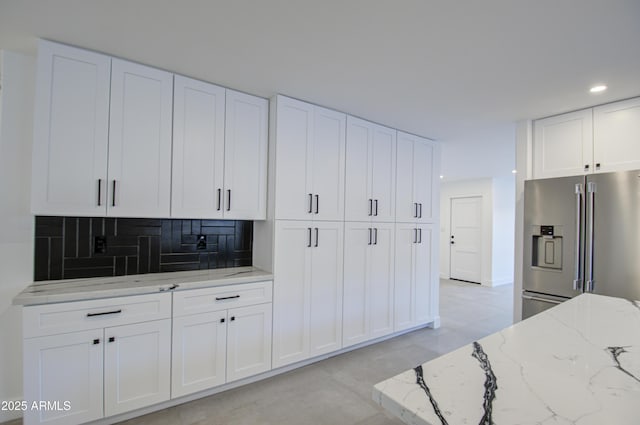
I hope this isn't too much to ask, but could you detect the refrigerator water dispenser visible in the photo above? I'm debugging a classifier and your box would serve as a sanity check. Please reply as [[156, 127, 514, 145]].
[[531, 225, 562, 270]]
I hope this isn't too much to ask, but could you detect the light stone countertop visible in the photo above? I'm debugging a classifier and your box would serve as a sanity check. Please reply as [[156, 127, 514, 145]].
[[373, 293, 640, 425], [13, 266, 273, 306]]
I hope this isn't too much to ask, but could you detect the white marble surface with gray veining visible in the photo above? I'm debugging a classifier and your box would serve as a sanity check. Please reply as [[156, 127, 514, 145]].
[[13, 266, 273, 305], [373, 293, 640, 425]]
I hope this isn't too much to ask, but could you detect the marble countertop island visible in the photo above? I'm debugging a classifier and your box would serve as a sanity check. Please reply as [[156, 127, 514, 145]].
[[13, 266, 273, 305], [373, 293, 640, 425]]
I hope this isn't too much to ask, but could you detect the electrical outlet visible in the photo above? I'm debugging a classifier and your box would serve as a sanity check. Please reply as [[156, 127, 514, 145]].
[[94, 236, 107, 254], [196, 234, 207, 250]]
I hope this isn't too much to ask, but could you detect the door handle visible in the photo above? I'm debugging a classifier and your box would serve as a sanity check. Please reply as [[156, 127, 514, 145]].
[[573, 184, 583, 291], [414, 203, 418, 218], [307, 228, 312, 247], [227, 190, 231, 211], [419, 203, 422, 218], [413, 228, 417, 244], [522, 294, 563, 305], [217, 188, 222, 211], [368, 228, 372, 245], [450, 240, 455, 245], [112, 180, 117, 207], [374, 227, 378, 245], [586, 182, 596, 292], [315, 227, 319, 247], [87, 309, 122, 317], [315, 194, 319, 214], [374, 199, 378, 216], [308, 194, 313, 214], [418, 228, 422, 244], [368, 199, 373, 216]]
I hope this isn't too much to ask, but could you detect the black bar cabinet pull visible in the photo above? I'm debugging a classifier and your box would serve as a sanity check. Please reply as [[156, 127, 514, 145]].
[[419, 203, 423, 218], [315, 194, 319, 214], [308, 194, 313, 213], [418, 228, 422, 243], [215, 295, 240, 301], [368, 199, 373, 216], [97, 179, 102, 206], [87, 309, 122, 317], [227, 190, 231, 211], [374, 199, 378, 216], [368, 228, 372, 245], [374, 227, 378, 245], [315, 227, 319, 247], [230, 316, 236, 322], [108, 337, 115, 343], [308, 227, 312, 247], [112, 180, 117, 207], [217, 188, 222, 211], [220, 318, 225, 323], [93, 339, 100, 345], [414, 228, 417, 243], [414, 203, 418, 218]]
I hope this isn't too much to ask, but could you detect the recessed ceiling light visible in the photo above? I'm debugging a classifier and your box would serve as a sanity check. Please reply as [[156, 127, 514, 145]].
[[590, 85, 607, 93], [512, 169, 517, 174], [439, 175, 444, 179]]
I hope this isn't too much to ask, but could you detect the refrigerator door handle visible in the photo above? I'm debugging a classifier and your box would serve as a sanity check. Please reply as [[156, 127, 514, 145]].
[[573, 183, 584, 291], [586, 182, 597, 292]]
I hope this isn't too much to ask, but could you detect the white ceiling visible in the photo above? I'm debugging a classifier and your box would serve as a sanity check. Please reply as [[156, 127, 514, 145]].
[[1, 0, 639, 180]]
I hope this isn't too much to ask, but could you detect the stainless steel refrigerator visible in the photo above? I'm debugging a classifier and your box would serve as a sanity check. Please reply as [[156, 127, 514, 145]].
[[522, 169, 640, 319]]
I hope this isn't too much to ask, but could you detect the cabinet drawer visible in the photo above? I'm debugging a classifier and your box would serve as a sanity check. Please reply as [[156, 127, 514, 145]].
[[23, 293, 171, 338], [173, 281, 273, 317]]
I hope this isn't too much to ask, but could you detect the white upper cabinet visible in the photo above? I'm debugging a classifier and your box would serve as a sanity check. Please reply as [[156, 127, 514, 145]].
[[223, 89, 268, 219], [31, 40, 111, 216], [171, 82, 268, 220], [345, 116, 396, 222], [274, 95, 346, 221], [396, 132, 438, 223], [107, 59, 173, 218], [593, 97, 640, 173], [533, 109, 593, 179], [171, 75, 226, 218], [533, 97, 640, 179]]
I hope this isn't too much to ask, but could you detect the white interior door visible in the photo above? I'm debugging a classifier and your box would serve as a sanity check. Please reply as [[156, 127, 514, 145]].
[[449, 196, 482, 283]]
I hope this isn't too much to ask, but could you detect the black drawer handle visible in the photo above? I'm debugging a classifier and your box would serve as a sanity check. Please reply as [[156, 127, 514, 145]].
[[215, 295, 240, 301], [87, 309, 122, 317]]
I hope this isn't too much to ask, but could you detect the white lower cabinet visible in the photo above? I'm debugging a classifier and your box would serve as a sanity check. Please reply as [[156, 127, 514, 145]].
[[171, 282, 273, 398], [22, 293, 171, 425], [342, 222, 395, 347], [272, 220, 344, 368], [394, 223, 436, 332]]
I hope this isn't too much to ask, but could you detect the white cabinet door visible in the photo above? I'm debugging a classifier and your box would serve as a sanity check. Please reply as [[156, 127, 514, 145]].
[[533, 109, 593, 179], [345, 117, 396, 221], [31, 40, 111, 216], [594, 97, 640, 173], [343, 222, 372, 347], [396, 132, 438, 223], [227, 303, 272, 382], [104, 319, 171, 416], [370, 125, 397, 222], [108, 59, 173, 217], [171, 311, 227, 398], [171, 75, 226, 219], [224, 90, 268, 219], [414, 225, 434, 325], [272, 221, 312, 367], [311, 107, 346, 221], [369, 223, 395, 339], [23, 330, 103, 425], [345, 117, 372, 221], [274, 97, 314, 220], [309, 221, 344, 357], [394, 224, 415, 332]]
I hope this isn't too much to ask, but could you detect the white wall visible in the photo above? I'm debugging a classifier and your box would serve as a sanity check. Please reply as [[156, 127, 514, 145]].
[[491, 177, 516, 286], [0, 50, 35, 422], [439, 177, 515, 287]]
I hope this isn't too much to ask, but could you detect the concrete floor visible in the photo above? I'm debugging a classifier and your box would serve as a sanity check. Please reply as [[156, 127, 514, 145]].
[[5, 279, 514, 425]]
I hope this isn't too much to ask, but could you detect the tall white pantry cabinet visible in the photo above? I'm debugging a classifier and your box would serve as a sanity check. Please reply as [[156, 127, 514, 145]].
[[256, 94, 441, 369]]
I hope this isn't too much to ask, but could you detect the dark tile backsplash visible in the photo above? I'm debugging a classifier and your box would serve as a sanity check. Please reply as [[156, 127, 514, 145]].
[[34, 216, 253, 281]]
